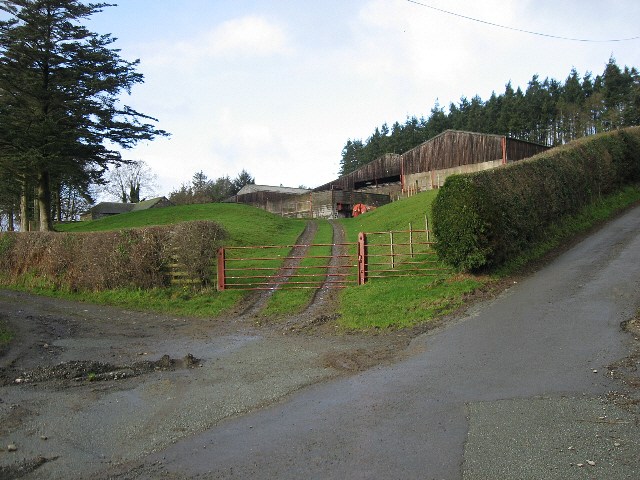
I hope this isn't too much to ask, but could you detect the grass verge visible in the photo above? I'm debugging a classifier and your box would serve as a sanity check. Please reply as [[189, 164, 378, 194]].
[[338, 274, 483, 330], [2, 282, 245, 318], [0, 317, 15, 348], [495, 184, 640, 276]]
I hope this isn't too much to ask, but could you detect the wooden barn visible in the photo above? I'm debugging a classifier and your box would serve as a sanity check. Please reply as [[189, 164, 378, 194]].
[[227, 185, 313, 218], [315, 130, 549, 196], [228, 130, 548, 219]]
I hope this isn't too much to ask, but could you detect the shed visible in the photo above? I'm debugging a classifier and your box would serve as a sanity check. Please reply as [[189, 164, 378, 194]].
[[81, 196, 174, 221]]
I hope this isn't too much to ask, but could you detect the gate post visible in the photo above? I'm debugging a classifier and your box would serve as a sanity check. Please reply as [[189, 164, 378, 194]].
[[217, 247, 226, 291], [357, 232, 367, 285]]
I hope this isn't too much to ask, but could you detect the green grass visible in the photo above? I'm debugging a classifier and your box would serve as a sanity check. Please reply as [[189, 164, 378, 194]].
[[0, 318, 15, 348], [338, 275, 483, 330], [70, 287, 245, 318], [56, 203, 307, 247], [262, 220, 335, 317]]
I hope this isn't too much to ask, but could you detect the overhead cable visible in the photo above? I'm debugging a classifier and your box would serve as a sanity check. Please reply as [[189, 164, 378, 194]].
[[405, 0, 640, 42]]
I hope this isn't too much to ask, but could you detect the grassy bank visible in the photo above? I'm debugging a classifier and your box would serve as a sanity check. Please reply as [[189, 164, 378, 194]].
[[4, 183, 639, 331], [57, 202, 308, 248], [334, 190, 481, 330]]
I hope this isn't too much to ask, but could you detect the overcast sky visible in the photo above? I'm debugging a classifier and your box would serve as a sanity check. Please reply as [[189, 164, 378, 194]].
[[88, 0, 640, 196]]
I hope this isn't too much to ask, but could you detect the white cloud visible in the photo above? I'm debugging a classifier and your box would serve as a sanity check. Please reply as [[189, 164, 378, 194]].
[[204, 15, 291, 57], [146, 15, 292, 67]]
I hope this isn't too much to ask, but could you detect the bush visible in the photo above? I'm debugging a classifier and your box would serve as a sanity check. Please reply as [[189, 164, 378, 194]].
[[0, 221, 228, 291], [169, 221, 228, 286], [433, 127, 640, 271]]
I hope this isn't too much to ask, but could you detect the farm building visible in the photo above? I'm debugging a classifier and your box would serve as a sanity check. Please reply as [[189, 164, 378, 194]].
[[81, 196, 174, 221], [228, 184, 391, 219], [315, 130, 549, 196], [229, 130, 548, 219], [226, 185, 313, 218], [310, 189, 390, 219]]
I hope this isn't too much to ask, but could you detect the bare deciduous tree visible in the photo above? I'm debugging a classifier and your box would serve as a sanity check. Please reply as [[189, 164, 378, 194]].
[[103, 161, 158, 203]]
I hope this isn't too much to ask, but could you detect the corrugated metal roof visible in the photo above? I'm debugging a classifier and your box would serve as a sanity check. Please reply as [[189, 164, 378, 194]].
[[236, 184, 311, 195], [130, 197, 172, 211], [90, 202, 134, 215]]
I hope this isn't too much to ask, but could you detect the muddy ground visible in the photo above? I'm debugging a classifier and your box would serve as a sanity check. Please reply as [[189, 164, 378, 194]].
[[0, 284, 412, 480]]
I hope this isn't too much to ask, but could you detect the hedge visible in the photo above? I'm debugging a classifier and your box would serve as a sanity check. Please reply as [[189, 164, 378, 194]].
[[432, 127, 640, 271], [0, 220, 227, 291]]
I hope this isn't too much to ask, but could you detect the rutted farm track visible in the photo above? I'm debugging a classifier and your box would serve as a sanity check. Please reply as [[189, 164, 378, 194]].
[[234, 220, 350, 322]]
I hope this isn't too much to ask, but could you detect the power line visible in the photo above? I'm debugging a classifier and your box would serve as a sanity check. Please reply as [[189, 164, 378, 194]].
[[405, 0, 640, 42]]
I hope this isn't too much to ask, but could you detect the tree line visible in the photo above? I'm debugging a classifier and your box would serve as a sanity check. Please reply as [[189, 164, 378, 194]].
[[168, 169, 255, 205], [0, 1, 167, 231], [340, 58, 640, 175]]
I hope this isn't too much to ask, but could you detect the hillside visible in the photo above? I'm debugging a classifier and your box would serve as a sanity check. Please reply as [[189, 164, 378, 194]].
[[339, 190, 438, 241], [56, 191, 440, 246], [56, 202, 308, 247]]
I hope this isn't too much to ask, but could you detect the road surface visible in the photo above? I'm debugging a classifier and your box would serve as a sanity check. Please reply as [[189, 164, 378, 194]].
[[106, 205, 640, 479]]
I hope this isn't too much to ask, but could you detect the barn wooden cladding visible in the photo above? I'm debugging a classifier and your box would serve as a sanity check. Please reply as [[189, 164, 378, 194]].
[[230, 130, 549, 219], [314, 130, 549, 192]]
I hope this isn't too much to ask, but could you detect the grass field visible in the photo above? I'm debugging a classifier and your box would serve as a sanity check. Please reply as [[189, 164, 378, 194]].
[[57, 202, 308, 248], [14, 184, 640, 330], [0, 318, 14, 348], [50, 191, 479, 330]]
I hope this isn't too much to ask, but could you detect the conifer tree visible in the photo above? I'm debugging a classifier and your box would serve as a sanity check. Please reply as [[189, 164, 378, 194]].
[[0, 1, 168, 230]]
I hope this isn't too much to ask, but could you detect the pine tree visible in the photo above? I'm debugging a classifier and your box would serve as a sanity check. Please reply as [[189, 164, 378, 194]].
[[0, 1, 168, 230], [231, 169, 255, 195]]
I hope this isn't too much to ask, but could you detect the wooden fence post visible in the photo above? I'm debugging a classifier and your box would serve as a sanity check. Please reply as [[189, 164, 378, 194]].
[[217, 247, 226, 291], [409, 222, 414, 258], [390, 231, 395, 269], [357, 232, 367, 285], [426, 215, 430, 242]]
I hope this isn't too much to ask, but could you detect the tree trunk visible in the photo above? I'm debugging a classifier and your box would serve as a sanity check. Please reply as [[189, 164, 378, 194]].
[[7, 206, 15, 231], [129, 182, 140, 203], [20, 180, 29, 232], [37, 170, 53, 232], [33, 194, 40, 231], [54, 182, 62, 222]]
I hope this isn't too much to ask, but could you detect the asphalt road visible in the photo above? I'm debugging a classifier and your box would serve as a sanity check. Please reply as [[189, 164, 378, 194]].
[[125, 205, 640, 479]]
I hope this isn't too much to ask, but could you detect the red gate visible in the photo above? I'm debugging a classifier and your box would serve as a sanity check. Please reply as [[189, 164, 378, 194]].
[[217, 229, 449, 291]]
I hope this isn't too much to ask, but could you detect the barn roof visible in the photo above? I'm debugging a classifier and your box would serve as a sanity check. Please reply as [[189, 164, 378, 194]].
[[89, 202, 135, 215], [236, 184, 311, 196], [313, 130, 549, 192], [88, 197, 172, 215], [131, 196, 173, 211]]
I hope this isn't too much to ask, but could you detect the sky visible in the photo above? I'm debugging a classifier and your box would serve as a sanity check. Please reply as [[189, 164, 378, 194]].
[[85, 0, 640, 197]]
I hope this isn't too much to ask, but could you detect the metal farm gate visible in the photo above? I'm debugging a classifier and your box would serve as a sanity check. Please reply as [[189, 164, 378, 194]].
[[216, 228, 450, 291]]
